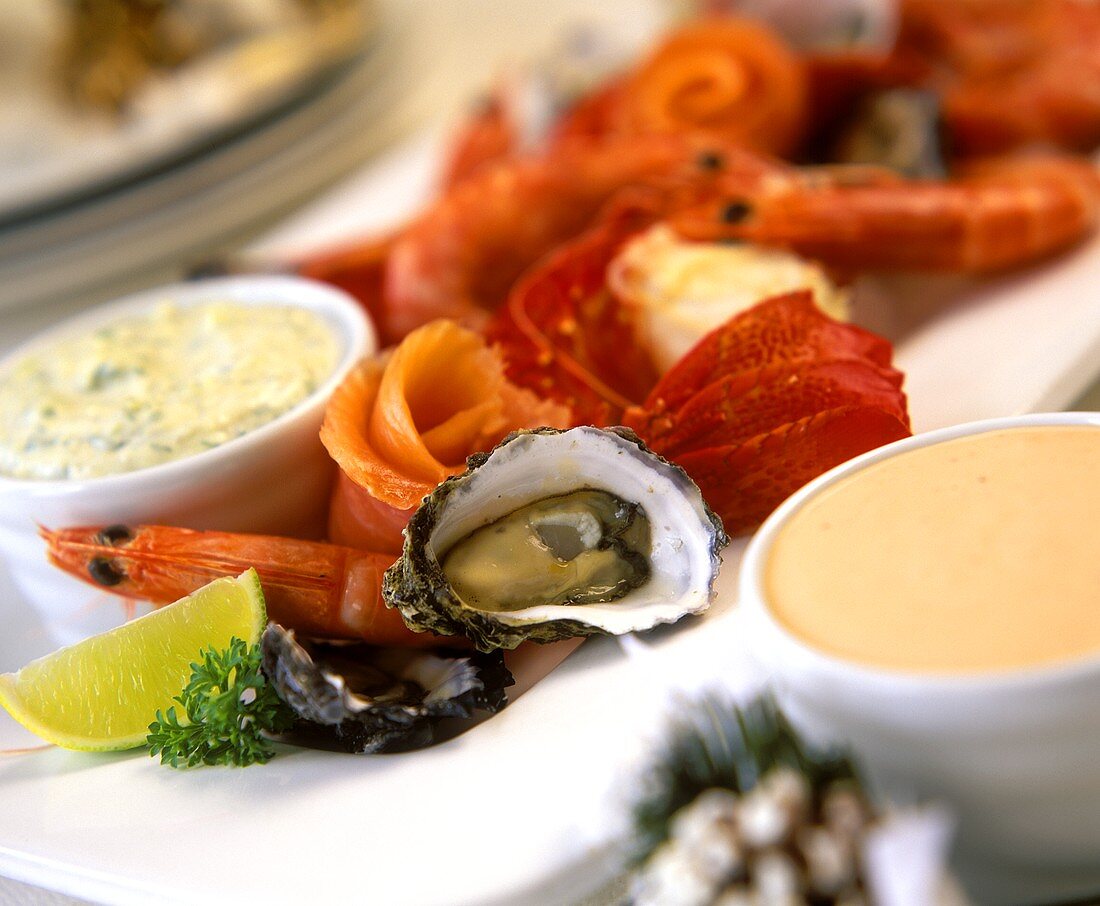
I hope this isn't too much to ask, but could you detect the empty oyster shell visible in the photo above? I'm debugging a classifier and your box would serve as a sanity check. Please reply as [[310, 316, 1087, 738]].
[[383, 426, 727, 651], [261, 623, 512, 754]]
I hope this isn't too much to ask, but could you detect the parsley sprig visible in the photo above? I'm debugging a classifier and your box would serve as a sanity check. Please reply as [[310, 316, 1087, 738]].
[[147, 637, 295, 768]]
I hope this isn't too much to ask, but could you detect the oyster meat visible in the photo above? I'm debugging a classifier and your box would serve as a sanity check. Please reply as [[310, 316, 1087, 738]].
[[384, 426, 727, 651], [261, 623, 513, 754]]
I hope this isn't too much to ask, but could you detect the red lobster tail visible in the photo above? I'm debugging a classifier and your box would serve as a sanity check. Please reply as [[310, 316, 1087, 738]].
[[626, 358, 910, 459], [645, 290, 900, 416], [626, 290, 911, 536], [675, 406, 912, 537]]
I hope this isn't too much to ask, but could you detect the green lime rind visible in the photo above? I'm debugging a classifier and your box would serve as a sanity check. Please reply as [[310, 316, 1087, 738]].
[[0, 569, 266, 752]]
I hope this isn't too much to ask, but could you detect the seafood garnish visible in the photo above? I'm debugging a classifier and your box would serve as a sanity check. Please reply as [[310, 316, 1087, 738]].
[[261, 624, 512, 754], [383, 427, 727, 652]]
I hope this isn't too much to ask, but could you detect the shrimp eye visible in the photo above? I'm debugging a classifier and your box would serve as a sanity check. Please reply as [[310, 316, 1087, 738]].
[[88, 557, 126, 586], [720, 200, 753, 223], [95, 524, 133, 546], [697, 150, 725, 171]]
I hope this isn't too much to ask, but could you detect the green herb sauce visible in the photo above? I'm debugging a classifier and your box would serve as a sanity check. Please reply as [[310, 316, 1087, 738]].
[[0, 301, 338, 480]]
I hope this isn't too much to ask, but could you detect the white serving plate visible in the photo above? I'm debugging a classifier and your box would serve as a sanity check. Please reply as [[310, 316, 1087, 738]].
[[1, 133, 1099, 906], [0, 2, 425, 316]]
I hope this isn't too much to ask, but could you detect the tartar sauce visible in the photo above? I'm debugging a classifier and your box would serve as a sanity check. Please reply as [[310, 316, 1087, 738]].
[[0, 301, 339, 480]]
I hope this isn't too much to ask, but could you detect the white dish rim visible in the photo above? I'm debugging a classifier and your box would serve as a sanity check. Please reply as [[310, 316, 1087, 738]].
[[740, 410, 1100, 695], [0, 274, 372, 495]]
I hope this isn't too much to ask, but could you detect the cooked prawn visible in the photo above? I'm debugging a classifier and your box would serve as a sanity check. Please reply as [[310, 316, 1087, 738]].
[[41, 524, 442, 648], [381, 134, 780, 339], [905, 0, 1100, 156], [667, 154, 1100, 273], [295, 233, 396, 342]]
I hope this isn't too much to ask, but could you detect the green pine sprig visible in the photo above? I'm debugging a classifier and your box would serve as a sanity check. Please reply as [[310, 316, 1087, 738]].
[[630, 693, 860, 863], [147, 637, 296, 768]]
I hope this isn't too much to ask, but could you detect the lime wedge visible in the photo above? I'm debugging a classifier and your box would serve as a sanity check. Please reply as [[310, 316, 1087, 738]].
[[0, 569, 266, 751]]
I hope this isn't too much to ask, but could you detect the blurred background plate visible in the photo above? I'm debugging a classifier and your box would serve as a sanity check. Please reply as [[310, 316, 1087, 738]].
[[0, 2, 419, 316], [0, 1, 376, 223]]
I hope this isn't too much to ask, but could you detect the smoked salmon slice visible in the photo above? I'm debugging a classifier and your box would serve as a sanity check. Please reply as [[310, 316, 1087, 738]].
[[321, 319, 568, 552]]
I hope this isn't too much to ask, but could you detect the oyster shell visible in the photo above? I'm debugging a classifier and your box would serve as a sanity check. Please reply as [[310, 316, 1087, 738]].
[[261, 623, 513, 754], [831, 89, 946, 179], [383, 426, 727, 651]]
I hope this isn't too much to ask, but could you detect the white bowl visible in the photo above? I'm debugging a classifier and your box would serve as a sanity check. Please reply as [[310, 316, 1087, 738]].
[[739, 412, 1100, 906], [0, 275, 373, 638]]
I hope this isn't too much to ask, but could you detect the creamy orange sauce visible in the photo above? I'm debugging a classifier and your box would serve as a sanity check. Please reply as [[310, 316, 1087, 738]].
[[765, 425, 1100, 673]]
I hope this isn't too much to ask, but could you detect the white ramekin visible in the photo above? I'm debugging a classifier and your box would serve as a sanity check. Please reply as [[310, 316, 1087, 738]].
[[739, 411, 1100, 905], [0, 275, 373, 636]]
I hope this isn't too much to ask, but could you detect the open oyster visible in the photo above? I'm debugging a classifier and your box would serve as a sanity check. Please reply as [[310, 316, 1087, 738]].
[[261, 624, 513, 754], [383, 426, 727, 651]]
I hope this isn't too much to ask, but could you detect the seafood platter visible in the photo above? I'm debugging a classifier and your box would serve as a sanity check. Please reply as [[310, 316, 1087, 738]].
[[2, 2, 1100, 904]]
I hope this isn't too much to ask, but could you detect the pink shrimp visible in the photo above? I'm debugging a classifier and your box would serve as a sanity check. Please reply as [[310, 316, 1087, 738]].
[[41, 524, 444, 648]]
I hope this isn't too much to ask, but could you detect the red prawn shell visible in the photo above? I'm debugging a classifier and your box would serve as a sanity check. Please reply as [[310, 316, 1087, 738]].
[[442, 84, 519, 188], [295, 234, 398, 344]]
